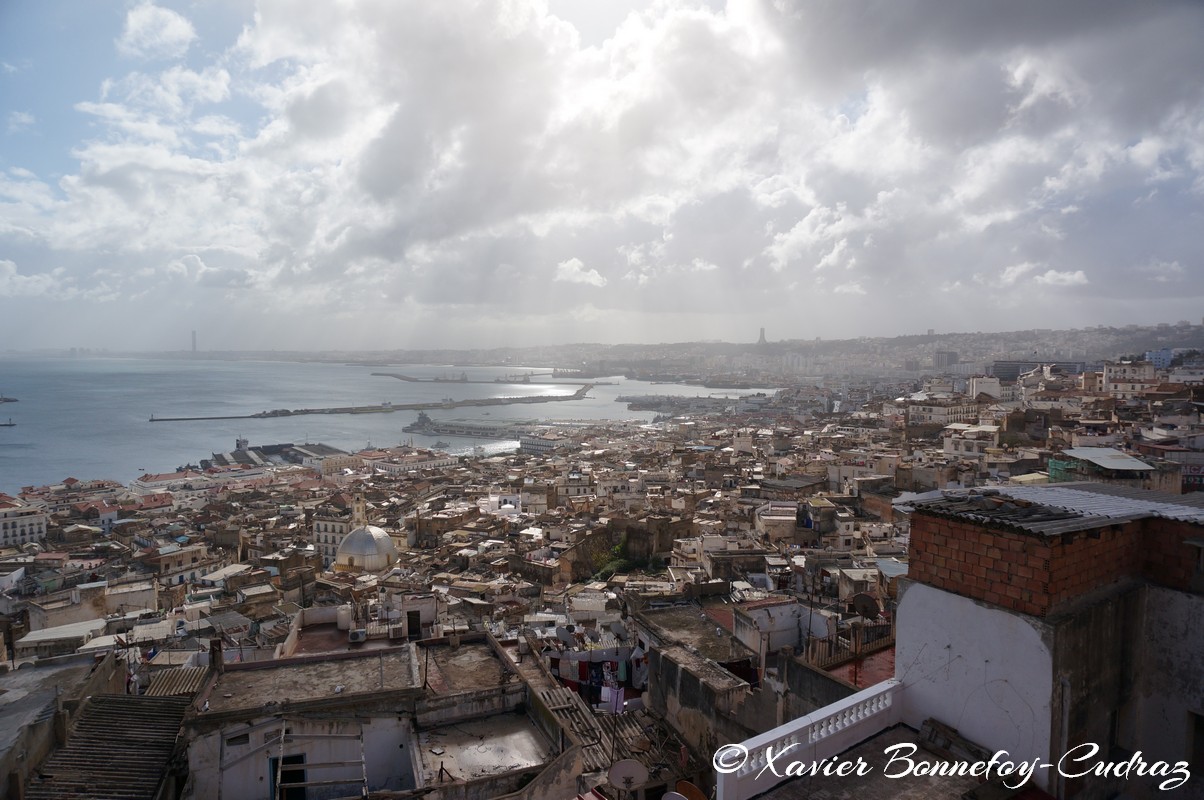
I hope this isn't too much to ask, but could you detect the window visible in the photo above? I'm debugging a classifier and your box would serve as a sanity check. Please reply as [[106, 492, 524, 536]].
[[225, 733, 250, 746]]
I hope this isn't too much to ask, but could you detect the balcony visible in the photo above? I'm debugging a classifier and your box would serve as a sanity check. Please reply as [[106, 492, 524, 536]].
[[716, 678, 901, 800]]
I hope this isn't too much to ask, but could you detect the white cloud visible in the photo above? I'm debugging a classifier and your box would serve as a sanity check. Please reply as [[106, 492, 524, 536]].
[[117, 3, 196, 60], [6, 111, 34, 133], [3, 1, 1204, 348], [999, 262, 1039, 285], [554, 258, 607, 287], [0, 261, 70, 298], [1138, 260, 1185, 283], [1033, 269, 1089, 286]]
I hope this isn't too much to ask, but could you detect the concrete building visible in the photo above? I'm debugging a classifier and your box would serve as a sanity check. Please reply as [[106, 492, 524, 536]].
[[715, 483, 1204, 800], [1103, 360, 1160, 401], [1048, 447, 1181, 494], [312, 503, 354, 567], [180, 630, 686, 800], [0, 493, 48, 548], [903, 396, 980, 427]]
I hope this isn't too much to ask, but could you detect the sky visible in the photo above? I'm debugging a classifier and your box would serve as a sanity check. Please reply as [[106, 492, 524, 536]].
[[1, 0, 1203, 352]]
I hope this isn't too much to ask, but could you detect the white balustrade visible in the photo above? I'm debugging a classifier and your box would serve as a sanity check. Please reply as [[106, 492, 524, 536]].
[[715, 678, 902, 800]]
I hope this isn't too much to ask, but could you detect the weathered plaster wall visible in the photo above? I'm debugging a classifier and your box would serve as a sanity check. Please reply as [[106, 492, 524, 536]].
[[895, 580, 1055, 791]]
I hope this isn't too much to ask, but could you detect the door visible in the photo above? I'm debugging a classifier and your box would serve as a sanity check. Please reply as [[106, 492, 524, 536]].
[[269, 753, 306, 800]]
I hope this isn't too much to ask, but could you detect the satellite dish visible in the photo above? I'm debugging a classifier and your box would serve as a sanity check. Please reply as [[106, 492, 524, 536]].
[[852, 593, 881, 619], [609, 621, 629, 640], [608, 759, 649, 791], [556, 626, 576, 646], [586, 629, 601, 642], [675, 781, 708, 800]]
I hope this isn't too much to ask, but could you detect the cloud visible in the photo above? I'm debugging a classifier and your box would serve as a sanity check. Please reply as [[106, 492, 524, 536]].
[[6, 111, 34, 134], [0, 260, 70, 298], [3, 1, 1204, 348], [554, 258, 607, 287], [998, 262, 1039, 285], [116, 3, 196, 60], [1138, 259, 1185, 283], [1034, 269, 1089, 286]]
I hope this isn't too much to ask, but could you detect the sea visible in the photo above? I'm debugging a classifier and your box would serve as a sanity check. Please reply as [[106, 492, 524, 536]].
[[0, 356, 758, 495]]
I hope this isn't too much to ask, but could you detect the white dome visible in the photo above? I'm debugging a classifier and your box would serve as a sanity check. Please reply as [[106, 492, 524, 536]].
[[335, 525, 398, 572]]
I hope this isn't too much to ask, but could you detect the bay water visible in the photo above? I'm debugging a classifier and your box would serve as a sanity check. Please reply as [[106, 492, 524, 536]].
[[0, 356, 750, 494]]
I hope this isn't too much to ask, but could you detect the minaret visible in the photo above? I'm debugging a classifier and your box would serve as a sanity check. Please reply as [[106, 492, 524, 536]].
[[757, 327, 767, 346], [351, 492, 367, 528]]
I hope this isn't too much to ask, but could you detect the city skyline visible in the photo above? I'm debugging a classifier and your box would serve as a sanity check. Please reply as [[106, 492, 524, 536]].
[[2, 1, 1203, 351]]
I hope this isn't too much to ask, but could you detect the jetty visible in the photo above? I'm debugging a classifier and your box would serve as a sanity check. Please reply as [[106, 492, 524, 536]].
[[372, 372, 610, 386], [149, 385, 594, 423]]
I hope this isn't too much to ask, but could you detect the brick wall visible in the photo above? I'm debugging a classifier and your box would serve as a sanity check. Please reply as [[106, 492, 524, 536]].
[[910, 515, 1060, 616], [1140, 518, 1201, 590], [910, 512, 1202, 617]]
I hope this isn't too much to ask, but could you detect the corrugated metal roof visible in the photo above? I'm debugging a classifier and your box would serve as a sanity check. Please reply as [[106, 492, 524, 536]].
[[997, 484, 1204, 524], [875, 559, 909, 578], [1060, 447, 1153, 472], [912, 493, 1118, 536], [912, 484, 1204, 534], [146, 666, 209, 697], [1055, 481, 1204, 508]]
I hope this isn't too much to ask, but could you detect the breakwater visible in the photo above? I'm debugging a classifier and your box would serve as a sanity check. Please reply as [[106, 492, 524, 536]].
[[149, 384, 594, 422]]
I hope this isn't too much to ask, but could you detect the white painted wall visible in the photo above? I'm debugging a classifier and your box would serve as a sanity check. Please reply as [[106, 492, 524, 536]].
[[895, 581, 1055, 791], [189, 715, 416, 800]]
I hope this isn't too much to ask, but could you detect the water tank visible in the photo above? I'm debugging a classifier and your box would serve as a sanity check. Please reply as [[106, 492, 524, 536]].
[[336, 605, 353, 631]]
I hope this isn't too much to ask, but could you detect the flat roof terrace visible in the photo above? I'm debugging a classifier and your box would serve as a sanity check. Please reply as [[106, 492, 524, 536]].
[[290, 622, 397, 656], [639, 605, 757, 663], [422, 640, 514, 694], [416, 715, 555, 784], [203, 646, 421, 715]]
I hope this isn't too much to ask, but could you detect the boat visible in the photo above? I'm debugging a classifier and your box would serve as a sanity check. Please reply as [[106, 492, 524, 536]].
[[0, 396, 16, 403], [403, 411, 435, 433], [434, 441, 450, 448], [0, 418, 13, 427]]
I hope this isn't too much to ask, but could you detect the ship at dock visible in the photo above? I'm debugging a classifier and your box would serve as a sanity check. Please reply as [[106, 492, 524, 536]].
[[402, 411, 528, 440]]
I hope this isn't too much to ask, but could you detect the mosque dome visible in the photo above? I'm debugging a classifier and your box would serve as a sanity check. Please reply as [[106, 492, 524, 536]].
[[334, 525, 398, 572]]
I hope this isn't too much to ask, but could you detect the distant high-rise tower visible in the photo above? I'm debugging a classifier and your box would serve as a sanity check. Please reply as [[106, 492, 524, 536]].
[[933, 350, 959, 370], [191, 330, 197, 353], [757, 327, 767, 346]]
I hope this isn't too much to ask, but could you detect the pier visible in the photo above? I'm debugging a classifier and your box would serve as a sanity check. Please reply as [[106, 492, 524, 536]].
[[149, 385, 594, 422]]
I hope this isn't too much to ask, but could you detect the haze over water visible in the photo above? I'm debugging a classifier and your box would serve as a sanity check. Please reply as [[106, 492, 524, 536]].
[[0, 357, 753, 494]]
